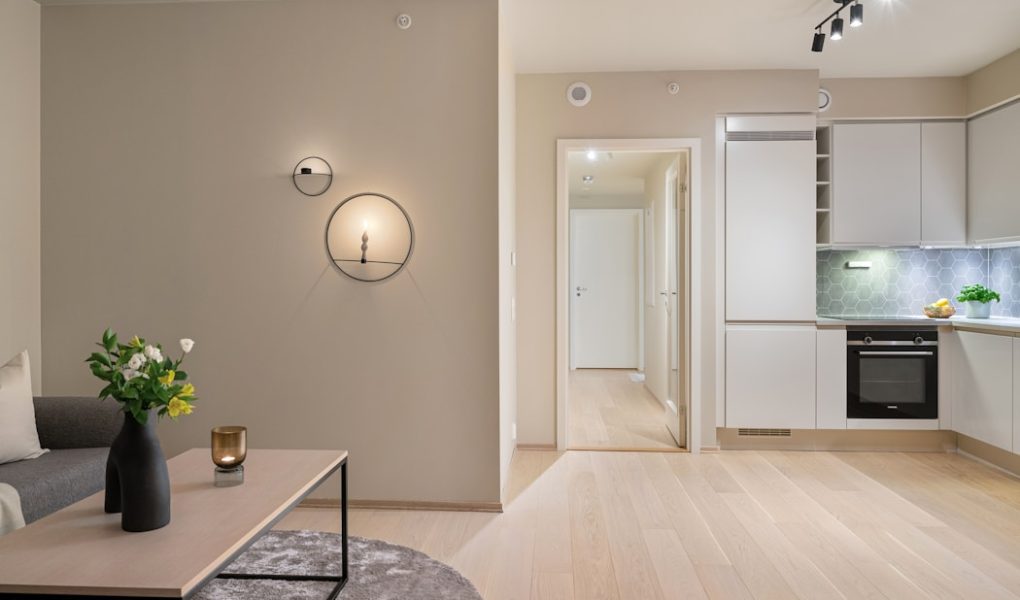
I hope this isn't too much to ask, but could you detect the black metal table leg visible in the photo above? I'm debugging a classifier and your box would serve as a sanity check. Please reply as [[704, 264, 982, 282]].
[[217, 457, 349, 599]]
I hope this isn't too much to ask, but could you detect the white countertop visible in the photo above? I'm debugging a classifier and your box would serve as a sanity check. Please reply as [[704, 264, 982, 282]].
[[817, 315, 1020, 333]]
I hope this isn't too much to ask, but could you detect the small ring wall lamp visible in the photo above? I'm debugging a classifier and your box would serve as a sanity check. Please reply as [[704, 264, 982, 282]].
[[325, 192, 415, 282]]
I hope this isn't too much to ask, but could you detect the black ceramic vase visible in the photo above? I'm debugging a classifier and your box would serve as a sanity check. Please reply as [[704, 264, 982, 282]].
[[104, 409, 171, 532]]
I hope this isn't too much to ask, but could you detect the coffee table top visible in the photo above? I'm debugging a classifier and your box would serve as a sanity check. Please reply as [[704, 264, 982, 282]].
[[0, 448, 346, 598]]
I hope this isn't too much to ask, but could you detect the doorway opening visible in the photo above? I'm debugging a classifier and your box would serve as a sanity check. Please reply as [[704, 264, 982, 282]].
[[563, 145, 692, 451]]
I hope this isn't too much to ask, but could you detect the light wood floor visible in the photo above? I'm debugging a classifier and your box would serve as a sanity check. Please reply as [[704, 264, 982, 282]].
[[568, 369, 678, 449], [278, 449, 1020, 599]]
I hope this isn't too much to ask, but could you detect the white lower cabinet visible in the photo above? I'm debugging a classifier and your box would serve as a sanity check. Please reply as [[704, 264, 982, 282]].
[[1014, 338, 1020, 452], [953, 330, 1014, 451], [726, 324, 816, 429], [816, 328, 847, 429]]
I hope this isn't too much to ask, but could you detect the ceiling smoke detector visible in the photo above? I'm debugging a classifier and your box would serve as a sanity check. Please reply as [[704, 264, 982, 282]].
[[396, 14, 412, 30]]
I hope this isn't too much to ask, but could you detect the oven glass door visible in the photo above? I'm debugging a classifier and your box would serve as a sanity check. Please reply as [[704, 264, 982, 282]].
[[848, 349, 938, 419]]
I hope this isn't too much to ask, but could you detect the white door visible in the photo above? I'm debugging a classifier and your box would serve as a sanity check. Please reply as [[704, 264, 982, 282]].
[[570, 209, 641, 369], [665, 165, 685, 446]]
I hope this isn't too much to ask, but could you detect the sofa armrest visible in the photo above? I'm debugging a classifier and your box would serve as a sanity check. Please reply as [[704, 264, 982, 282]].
[[32, 397, 122, 449]]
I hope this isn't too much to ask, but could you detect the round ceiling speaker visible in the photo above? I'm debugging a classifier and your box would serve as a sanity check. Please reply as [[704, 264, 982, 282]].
[[566, 82, 592, 107], [818, 88, 832, 113]]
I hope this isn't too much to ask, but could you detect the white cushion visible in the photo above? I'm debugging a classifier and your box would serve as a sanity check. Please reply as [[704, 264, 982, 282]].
[[0, 351, 48, 464]]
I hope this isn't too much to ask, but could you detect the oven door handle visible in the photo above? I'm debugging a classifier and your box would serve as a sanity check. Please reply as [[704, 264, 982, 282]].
[[857, 351, 935, 357]]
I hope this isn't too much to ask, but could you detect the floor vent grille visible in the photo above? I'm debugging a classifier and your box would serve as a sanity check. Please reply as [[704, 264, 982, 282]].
[[737, 428, 792, 437]]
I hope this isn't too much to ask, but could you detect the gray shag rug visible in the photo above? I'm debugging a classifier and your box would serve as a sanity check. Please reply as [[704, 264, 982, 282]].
[[195, 530, 482, 600]]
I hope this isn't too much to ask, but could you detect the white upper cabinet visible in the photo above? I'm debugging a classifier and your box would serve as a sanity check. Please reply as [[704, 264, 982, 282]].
[[921, 122, 967, 245], [969, 101, 1020, 245], [953, 330, 1013, 451], [726, 137, 815, 322], [833, 123, 921, 245]]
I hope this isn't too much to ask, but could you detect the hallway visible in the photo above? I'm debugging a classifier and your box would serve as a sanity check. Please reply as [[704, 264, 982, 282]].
[[568, 369, 677, 450]]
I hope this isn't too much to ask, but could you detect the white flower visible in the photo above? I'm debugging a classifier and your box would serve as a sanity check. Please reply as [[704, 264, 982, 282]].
[[123, 368, 140, 381], [179, 338, 194, 354], [127, 353, 145, 370], [143, 345, 163, 363]]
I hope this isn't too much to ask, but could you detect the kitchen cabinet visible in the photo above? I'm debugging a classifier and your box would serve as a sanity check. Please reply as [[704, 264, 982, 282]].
[[816, 328, 847, 429], [953, 330, 1013, 451], [833, 123, 921, 245], [726, 324, 816, 429], [969, 101, 1020, 244], [1014, 338, 1020, 453], [921, 122, 967, 245], [726, 137, 816, 321]]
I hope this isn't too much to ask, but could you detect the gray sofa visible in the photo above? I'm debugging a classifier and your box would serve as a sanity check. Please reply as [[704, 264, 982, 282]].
[[0, 397, 121, 524]]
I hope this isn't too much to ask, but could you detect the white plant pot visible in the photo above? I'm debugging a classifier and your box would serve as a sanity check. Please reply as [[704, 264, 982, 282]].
[[964, 301, 992, 319]]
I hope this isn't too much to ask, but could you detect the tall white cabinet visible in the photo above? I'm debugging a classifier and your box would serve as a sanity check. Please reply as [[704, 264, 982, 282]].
[[724, 115, 817, 429]]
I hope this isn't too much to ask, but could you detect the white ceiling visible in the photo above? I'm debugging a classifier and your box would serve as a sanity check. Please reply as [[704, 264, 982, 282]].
[[568, 151, 678, 197], [508, 0, 1020, 77]]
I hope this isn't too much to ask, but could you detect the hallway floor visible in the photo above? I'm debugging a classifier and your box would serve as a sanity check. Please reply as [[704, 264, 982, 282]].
[[567, 369, 678, 450]]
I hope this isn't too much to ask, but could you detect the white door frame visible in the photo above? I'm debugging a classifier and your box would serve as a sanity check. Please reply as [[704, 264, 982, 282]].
[[569, 208, 645, 371], [556, 138, 703, 453]]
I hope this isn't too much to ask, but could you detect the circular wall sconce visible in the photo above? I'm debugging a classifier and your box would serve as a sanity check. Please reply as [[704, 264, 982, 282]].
[[325, 192, 414, 282], [293, 157, 333, 196], [566, 82, 592, 107]]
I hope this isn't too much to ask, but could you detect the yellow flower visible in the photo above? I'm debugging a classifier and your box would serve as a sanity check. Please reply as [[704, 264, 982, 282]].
[[129, 336, 143, 348], [179, 383, 195, 397], [158, 370, 176, 386], [167, 397, 193, 418]]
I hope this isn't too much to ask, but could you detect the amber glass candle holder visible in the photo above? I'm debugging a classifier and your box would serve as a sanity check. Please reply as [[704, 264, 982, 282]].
[[211, 426, 246, 487]]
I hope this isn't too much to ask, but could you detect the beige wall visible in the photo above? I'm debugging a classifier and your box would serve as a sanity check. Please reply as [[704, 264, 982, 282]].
[[515, 70, 818, 447], [0, 0, 41, 393], [819, 77, 967, 119], [966, 47, 1020, 115], [497, 0, 518, 494], [41, 0, 500, 504]]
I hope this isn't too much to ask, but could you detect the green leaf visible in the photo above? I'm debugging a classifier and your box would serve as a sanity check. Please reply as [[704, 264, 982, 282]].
[[88, 352, 112, 367], [102, 328, 117, 353], [174, 370, 187, 381]]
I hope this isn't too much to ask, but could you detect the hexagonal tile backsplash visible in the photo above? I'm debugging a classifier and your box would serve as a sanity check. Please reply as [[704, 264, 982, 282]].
[[817, 248, 1018, 317]]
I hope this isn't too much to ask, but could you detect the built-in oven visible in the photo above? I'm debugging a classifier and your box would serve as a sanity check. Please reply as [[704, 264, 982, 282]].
[[847, 327, 938, 420]]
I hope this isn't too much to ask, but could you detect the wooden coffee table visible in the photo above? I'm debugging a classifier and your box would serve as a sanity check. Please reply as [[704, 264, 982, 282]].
[[0, 448, 348, 599]]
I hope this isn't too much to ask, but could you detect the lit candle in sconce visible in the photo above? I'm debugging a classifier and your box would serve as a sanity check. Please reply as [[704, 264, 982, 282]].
[[361, 220, 370, 264]]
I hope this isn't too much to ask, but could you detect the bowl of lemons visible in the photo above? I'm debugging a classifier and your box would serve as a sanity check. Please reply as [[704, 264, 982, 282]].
[[923, 298, 956, 319]]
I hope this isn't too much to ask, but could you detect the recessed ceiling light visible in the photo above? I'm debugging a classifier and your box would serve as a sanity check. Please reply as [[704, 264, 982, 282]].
[[582, 175, 594, 184], [586, 150, 598, 161]]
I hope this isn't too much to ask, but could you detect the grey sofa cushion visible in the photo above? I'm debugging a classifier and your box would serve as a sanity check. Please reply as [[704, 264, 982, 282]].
[[33, 397, 122, 449], [0, 448, 108, 524]]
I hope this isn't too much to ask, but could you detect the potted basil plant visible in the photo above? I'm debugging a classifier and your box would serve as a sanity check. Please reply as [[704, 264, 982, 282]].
[[956, 284, 1001, 319]]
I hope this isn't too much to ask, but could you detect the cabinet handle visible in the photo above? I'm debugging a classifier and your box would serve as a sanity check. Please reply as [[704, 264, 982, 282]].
[[858, 351, 934, 357]]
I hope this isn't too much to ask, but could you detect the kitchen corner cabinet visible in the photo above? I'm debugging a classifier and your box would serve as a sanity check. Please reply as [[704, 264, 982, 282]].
[[833, 123, 921, 245], [969, 101, 1020, 244], [726, 324, 816, 429], [953, 330, 1013, 451], [921, 122, 967, 245]]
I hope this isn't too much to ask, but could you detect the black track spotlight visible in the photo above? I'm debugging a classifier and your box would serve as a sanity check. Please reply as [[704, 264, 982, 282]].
[[812, 30, 826, 52], [831, 15, 844, 40], [850, 2, 864, 27]]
